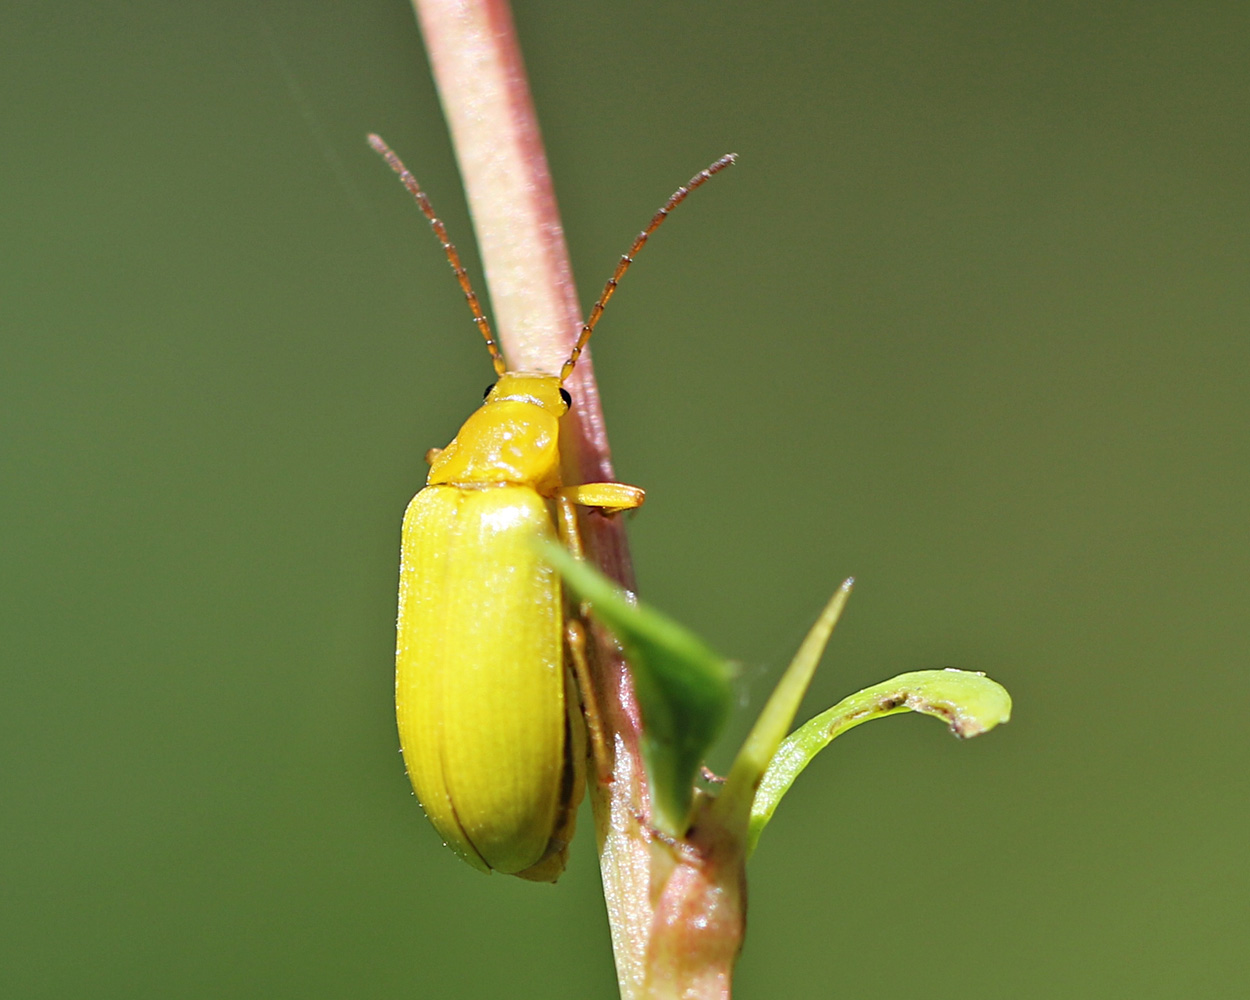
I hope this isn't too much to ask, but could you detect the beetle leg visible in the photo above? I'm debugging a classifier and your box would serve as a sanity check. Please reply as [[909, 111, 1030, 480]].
[[554, 492, 593, 629], [554, 493, 585, 560], [565, 618, 613, 785], [558, 482, 645, 513]]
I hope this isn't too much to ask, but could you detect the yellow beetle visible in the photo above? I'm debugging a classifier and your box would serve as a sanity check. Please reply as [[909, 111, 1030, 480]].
[[371, 135, 734, 880]]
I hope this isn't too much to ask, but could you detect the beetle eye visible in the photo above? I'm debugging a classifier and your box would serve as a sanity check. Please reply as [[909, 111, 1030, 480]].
[[558, 388, 573, 408], [483, 383, 496, 400]]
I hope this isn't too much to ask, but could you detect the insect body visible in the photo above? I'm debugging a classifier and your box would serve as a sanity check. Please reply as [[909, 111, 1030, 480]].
[[371, 134, 733, 880]]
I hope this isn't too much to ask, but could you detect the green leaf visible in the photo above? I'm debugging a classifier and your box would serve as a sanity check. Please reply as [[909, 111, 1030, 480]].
[[540, 543, 735, 837], [748, 669, 1012, 854], [713, 581, 854, 838]]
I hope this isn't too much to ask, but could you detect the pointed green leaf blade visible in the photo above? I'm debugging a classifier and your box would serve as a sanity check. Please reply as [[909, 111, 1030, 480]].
[[541, 543, 735, 837], [714, 581, 854, 836], [748, 669, 1012, 854]]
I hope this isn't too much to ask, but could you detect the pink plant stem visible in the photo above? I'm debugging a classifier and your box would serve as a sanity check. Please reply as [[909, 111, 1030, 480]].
[[409, 1, 654, 995]]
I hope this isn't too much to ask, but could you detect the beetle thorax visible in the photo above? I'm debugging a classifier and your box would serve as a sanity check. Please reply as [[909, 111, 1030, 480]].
[[426, 373, 568, 494]]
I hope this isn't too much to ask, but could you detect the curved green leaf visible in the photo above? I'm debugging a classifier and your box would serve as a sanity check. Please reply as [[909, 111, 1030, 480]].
[[748, 669, 1012, 854]]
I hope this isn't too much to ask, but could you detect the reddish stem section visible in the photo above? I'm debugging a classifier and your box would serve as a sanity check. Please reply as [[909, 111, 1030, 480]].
[[410, 0, 653, 994]]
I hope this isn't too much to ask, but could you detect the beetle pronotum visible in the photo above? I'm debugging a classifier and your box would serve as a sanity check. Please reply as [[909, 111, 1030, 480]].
[[371, 134, 733, 880]]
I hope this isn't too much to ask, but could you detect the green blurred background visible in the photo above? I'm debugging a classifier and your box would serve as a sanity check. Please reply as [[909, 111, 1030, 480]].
[[3, 2, 1247, 996]]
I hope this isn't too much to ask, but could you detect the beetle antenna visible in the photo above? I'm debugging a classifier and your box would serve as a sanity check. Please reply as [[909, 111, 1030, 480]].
[[560, 153, 737, 382], [368, 134, 507, 377]]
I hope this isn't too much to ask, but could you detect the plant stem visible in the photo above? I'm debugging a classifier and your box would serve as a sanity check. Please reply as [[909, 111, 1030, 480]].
[[409, 2, 665, 996]]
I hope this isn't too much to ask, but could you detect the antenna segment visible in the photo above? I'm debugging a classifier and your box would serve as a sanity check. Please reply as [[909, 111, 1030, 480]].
[[368, 133, 507, 377], [560, 154, 737, 381]]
